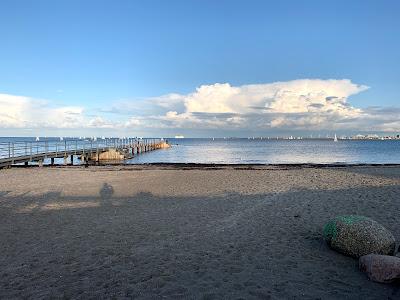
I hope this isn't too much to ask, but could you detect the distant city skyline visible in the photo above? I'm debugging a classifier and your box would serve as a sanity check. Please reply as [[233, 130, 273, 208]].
[[1, 0, 399, 137]]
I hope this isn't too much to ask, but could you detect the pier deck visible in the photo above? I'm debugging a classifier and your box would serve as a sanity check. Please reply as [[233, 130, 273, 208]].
[[0, 138, 166, 168]]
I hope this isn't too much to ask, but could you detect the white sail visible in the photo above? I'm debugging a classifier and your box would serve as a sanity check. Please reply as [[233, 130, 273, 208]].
[[334, 134, 338, 142]]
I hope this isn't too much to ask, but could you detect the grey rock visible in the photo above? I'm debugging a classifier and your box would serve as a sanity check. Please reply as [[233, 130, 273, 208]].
[[323, 215, 395, 258], [359, 254, 400, 283]]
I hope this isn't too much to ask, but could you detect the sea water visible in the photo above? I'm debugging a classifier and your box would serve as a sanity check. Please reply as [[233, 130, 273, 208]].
[[1, 137, 400, 165], [126, 138, 400, 164]]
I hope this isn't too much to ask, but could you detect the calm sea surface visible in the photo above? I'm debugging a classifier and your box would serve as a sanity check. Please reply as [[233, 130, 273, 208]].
[[126, 138, 400, 164], [1, 137, 400, 164]]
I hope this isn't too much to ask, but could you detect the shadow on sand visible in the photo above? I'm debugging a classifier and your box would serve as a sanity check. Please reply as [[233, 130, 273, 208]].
[[0, 181, 399, 299], [99, 182, 114, 206]]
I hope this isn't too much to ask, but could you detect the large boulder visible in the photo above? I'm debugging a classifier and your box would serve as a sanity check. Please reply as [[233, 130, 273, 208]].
[[323, 215, 395, 258], [359, 254, 400, 283]]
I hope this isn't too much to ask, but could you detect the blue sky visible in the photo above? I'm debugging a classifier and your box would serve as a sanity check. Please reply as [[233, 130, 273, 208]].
[[0, 0, 399, 136]]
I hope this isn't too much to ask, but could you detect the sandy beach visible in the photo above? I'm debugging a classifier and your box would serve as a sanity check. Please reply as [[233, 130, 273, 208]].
[[0, 165, 399, 299]]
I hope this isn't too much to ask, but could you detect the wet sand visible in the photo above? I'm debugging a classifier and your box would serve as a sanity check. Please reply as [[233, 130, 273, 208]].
[[0, 165, 399, 299]]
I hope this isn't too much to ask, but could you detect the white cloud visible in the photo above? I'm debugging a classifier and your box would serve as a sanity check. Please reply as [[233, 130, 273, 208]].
[[0, 93, 86, 129], [88, 116, 115, 128], [151, 79, 374, 131], [182, 79, 367, 114], [124, 117, 142, 127], [0, 94, 31, 128], [1, 79, 399, 134]]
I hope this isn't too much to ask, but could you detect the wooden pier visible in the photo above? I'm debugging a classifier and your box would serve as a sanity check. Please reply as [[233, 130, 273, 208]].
[[0, 138, 169, 168]]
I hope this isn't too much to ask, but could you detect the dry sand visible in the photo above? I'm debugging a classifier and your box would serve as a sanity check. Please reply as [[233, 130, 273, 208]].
[[0, 165, 399, 299]]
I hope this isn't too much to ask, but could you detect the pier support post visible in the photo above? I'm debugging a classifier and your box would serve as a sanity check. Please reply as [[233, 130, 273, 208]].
[[70, 155, 74, 165], [38, 160, 43, 168], [24, 161, 28, 166], [51, 157, 55, 165], [64, 156, 68, 165]]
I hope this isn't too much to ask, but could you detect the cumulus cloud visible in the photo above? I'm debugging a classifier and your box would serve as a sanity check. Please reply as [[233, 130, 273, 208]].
[[0, 93, 102, 129], [145, 79, 377, 131], [1, 79, 399, 134], [0, 94, 86, 128], [182, 79, 367, 114]]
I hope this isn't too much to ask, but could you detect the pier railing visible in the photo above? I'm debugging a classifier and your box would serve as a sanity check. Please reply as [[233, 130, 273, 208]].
[[0, 138, 164, 166]]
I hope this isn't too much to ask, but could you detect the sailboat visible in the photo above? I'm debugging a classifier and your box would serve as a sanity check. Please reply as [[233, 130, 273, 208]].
[[334, 134, 338, 142], [35, 137, 40, 141]]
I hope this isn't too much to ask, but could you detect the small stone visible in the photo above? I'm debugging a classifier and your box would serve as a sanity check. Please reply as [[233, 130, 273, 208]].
[[359, 254, 400, 283], [323, 215, 396, 258]]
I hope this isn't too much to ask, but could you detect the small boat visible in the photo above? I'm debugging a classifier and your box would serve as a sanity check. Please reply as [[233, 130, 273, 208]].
[[35, 137, 40, 141], [334, 134, 338, 142], [174, 135, 184, 139]]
